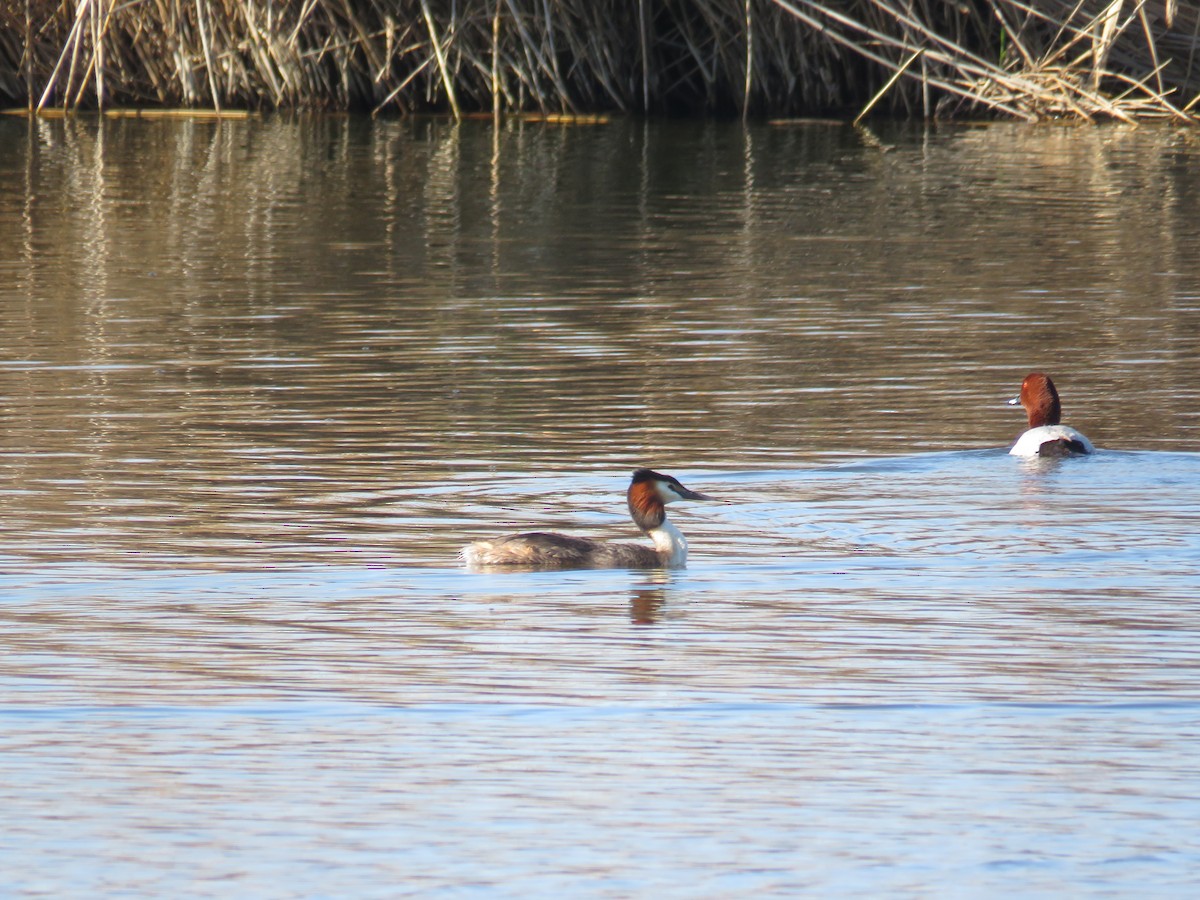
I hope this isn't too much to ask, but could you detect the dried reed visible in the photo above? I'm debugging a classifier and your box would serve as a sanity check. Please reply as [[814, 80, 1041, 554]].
[[1, 0, 1196, 121]]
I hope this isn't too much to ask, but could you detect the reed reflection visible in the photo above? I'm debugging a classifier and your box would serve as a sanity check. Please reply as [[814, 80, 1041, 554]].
[[2, 118, 1200, 568]]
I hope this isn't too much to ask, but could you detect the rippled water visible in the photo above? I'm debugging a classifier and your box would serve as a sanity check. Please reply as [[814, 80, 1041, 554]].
[[2, 115, 1200, 895]]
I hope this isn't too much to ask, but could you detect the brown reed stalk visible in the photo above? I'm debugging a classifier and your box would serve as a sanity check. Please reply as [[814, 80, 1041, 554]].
[[420, 0, 461, 119], [2, 0, 1197, 121]]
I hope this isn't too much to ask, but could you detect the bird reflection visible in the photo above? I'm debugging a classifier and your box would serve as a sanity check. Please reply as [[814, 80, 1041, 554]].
[[629, 575, 671, 624]]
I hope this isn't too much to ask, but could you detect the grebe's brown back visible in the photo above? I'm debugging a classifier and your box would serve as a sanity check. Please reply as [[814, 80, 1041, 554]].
[[461, 469, 715, 570]]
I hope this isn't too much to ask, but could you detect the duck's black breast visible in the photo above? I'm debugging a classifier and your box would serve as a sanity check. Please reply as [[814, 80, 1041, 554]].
[[1038, 437, 1092, 457]]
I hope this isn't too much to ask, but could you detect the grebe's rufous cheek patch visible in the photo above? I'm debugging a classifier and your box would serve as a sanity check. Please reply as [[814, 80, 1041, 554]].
[[627, 477, 667, 532]]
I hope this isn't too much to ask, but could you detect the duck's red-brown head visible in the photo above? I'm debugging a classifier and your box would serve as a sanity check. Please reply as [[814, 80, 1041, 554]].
[[1009, 372, 1062, 429]]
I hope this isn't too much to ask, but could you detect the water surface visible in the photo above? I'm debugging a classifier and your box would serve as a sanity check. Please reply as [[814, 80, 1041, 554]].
[[1, 115, 1199, 896]]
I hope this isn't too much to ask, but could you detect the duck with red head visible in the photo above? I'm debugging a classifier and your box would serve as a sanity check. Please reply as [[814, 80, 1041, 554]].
[[462, 469, 715, 570], [1007, 372, 1095, 457]]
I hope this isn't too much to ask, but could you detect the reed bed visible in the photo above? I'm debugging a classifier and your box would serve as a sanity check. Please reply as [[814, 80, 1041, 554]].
[[3, 0, 1198, 121]]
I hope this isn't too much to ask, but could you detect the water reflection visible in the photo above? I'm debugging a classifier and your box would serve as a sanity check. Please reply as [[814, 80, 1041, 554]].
[[629, 572, 673, 625], [2, 116, 1200, 566], [629, 587, 666, 624]]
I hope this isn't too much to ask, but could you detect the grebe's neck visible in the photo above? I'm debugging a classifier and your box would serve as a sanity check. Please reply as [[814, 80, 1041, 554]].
[[648, 518, 688, 567]]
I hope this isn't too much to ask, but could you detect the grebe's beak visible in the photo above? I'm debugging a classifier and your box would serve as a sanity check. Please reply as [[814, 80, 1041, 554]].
[[677, 487, 716, 502], [1006, 395, 1021, 407]]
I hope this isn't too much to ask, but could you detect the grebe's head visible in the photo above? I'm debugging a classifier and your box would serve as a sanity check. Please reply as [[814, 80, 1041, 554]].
[[627, 469, 715, 533], [1008, 372, 1062, 428]]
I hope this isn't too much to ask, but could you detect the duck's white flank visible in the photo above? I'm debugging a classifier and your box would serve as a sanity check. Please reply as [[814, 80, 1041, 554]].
[[1010, 424, 1095, 457], [1008, 372, 1095, 458]]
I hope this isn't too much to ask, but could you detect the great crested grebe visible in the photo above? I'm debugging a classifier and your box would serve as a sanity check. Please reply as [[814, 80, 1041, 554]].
[[462, 469, 715, 570], [1008, 372, 1095, 457]]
